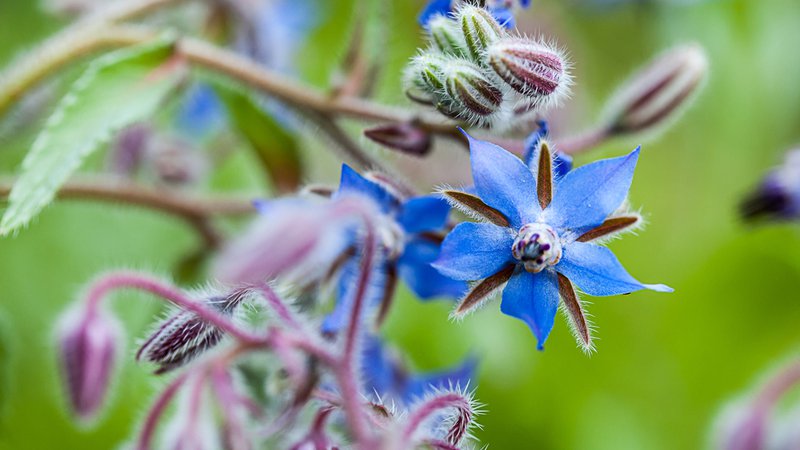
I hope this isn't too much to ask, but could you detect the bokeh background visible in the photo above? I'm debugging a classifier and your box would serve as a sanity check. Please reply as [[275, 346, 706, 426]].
[[1, 0, 800, 448]]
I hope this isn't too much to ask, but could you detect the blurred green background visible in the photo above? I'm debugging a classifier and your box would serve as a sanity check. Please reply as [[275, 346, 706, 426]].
[[1, 0, 800, 449]]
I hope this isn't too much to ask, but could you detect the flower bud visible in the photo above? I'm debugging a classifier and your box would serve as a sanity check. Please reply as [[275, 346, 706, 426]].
[[440, 59, 504, 123], [57, 305, 120, 421], [604, 43, 708, 136], [427, 15, 468, 57], [741, 149, 800, 222], [136, 288, 249, 374], [403, 54, 449, 105], [364, 122, 432, 156], [487, 38, 570, 107], [458, 4, 506, 62]]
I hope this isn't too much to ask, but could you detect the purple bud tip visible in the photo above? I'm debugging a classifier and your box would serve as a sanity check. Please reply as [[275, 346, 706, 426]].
[[364, 122, 433, 156], [57, 305, 119, 421]]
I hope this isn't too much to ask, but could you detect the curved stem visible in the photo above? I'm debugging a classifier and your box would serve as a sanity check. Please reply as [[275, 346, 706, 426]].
[[137, 369, 191, 450], [403, 393, 472, 444], [84, 270, 264, 344], [0, 176, 254, 248], [555, 126, 611, 155]]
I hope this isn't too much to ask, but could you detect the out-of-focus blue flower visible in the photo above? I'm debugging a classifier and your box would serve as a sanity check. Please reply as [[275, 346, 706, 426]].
[[361, 334, 476, 405], [175, 0, 319, 137], [418, 0, 531, 29], [322, 165, 467, 333], [741, 149, 800, 222], [434, 130, 671, 350], [174, 83, 227, 140]]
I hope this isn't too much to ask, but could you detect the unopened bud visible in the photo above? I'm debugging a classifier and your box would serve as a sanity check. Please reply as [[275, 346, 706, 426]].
[[57, 305, 120, 421], [458, 5, 506, 62], [440, 59, 504, 123], [136, 288, 248, 374], [403, 54, 449, 105], [604, 43, 708, 136], [741, 149, 800, 222], [427, 15, 468, 57], [364, 122, 432, 156], [487, 38, 570, 107]]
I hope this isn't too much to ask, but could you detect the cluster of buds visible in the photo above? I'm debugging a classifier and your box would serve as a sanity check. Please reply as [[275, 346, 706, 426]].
[[404, 4, 570, 129]]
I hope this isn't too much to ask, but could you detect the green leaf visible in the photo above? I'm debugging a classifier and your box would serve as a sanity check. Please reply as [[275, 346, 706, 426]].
[[0, 36, 183, 235], [0, 314, 10, 425], [211, 81, 303, 193]]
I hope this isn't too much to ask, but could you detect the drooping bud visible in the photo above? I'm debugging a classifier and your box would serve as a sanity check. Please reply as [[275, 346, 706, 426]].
[[440, 59, 504, 124], [457, 5, 506, 62], [57, 304, 120, 421], [603, 43, 708, 137], [136, 288, 249, 374], [364, 122, 432, 156], [427, 15, 468, 57], [741, 149, 800, 222], [487, 38, 570, 109]]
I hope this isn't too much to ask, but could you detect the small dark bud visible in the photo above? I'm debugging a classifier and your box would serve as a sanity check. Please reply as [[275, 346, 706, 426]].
[[741, 150, 800, 222], [364, 122, 433, 156]]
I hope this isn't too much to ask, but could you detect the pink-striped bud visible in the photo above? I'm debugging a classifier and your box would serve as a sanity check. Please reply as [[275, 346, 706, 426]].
[[441, 60, 504, 122], [604, 43, 708, 136], [487, 38, 570, 106], [57, 304, 120, 421], [136, 288, 249, 374]]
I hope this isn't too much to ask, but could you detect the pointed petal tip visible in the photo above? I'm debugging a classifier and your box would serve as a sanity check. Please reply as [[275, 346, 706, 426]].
[[647, 283, 674, 293], [536, 342, 545, 351]]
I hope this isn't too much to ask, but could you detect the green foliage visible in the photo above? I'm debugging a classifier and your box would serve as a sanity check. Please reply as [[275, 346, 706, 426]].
[[0, 36, 182, 235], [211, 80, 302, 193]]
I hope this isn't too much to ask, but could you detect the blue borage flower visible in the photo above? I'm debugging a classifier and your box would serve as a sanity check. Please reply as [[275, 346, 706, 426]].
[[419, 0, 531, 29], [433, 130, 672, 351], [322, 165, 467, 333], [361, 334, 476, 405]]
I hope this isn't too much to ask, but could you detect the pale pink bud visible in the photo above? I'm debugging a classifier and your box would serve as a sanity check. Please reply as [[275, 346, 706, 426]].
[[604, 43, 708, 136], [57, 305, 120, 421]]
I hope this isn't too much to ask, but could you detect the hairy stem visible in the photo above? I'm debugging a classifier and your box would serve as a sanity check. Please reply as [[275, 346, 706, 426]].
[[403, 392, 473, 445], [84, 270, 264, 344]]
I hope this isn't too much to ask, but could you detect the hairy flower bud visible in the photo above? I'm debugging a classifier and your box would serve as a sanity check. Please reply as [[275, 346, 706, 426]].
[[427, 15, 468, 57], [57, 305, 120, 421], [487, 38, 570, 108], [458, 5, 506, 62], [364, 122, 432, 156], [603, 43, 708, 136], [136, 288, 248, 374], [404, 54, 449, 105], [440, 59, 504, 123]]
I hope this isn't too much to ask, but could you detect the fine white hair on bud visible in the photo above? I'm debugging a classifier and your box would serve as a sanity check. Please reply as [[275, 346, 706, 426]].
[[427, 14, 469, 57], [456, 4, 507, 62], [440, 59, 505, 125], [486, 37, 572, 112], [602, 42, 709, 138]]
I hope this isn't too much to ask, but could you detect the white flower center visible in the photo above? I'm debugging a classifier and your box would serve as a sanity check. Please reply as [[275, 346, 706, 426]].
[[512, 223, 562, 273]]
